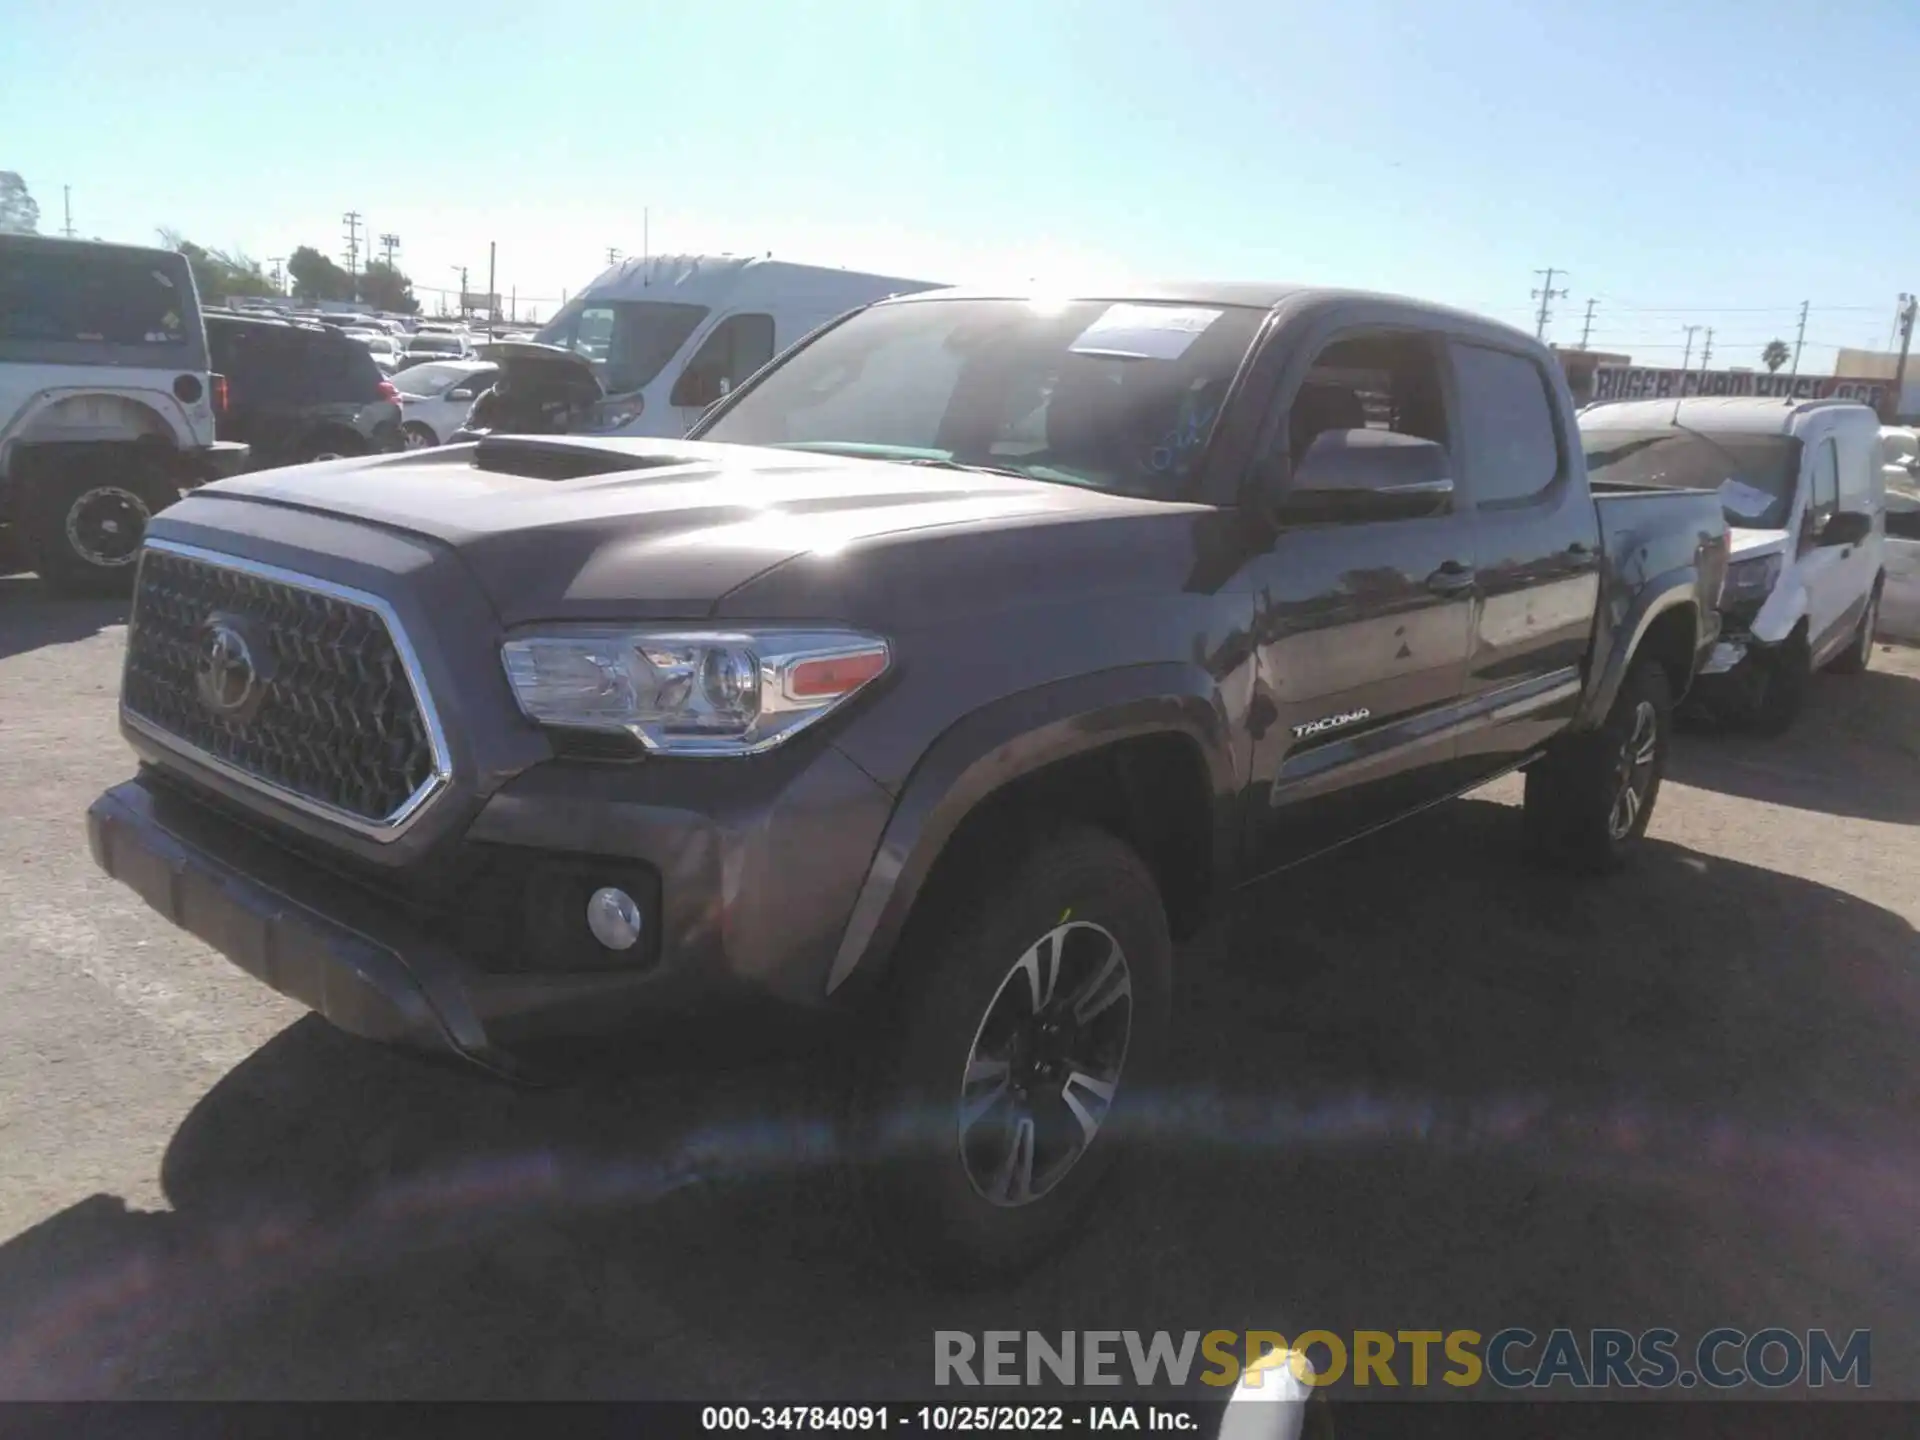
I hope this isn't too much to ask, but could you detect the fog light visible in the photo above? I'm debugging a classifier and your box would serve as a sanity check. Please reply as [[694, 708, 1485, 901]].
[[586, 886, 644, 950]]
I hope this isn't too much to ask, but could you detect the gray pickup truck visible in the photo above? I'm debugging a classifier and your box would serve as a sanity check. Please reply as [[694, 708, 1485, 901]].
[[87, 283, 1728, 1281]]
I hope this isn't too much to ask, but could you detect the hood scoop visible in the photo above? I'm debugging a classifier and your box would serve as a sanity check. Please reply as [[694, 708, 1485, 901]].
[[471, 435, 708, 482]]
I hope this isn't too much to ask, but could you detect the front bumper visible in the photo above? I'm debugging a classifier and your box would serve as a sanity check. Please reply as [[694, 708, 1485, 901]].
[[89, 777, 524, 1076], [184, 441, 251, 484], [87, 760, 886, 1078], [1689, 628, 1778, 713]]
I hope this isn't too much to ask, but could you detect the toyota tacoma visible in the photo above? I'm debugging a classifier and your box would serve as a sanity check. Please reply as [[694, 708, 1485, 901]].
[[87, 283, 1728, 1280]]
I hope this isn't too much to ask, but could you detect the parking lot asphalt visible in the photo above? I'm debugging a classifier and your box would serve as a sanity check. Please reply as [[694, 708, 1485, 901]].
[[3, 571, 1919, 1400]]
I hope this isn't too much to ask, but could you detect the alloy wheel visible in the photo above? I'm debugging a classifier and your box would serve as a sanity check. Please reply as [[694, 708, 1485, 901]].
[[958, 920, 1133, 1208], [64, 486, 150, 568], [1608, 699, 1660, 841]]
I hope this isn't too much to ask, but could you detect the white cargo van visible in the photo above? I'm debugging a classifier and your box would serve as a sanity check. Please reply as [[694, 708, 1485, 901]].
[[1580, 397, 1886, 733], [521, 254, 944, 438]]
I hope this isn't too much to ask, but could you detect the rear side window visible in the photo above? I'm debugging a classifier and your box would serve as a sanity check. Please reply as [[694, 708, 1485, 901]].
[[1449, 342, 1561, 505], [0, 241, 205, 368], [304, 335, 380, 401]]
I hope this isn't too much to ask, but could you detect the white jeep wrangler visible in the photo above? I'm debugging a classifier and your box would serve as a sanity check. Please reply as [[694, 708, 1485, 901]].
[[1, 234, 248, 594]]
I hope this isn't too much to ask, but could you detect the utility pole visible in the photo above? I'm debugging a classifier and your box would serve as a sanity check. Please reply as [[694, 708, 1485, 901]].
[[1892, 293, 1918, 413], [1680, 325, 1701, 372], [379, 233, 400, 270], [62, 185, 75, 238], [510, 286, 517, 323], [1531, 267, 1568, 340], [606, 246, 622, 267], [487, 241, 497, 338], [1789, 300, 1809, 381], [453, 266, 468, 320], [643, 208, 650, 285], [1698, 327, 1714, 376], [341, 211, 363, 299], [268, 256, 285, 294], [1578, 298, 1597, 350]]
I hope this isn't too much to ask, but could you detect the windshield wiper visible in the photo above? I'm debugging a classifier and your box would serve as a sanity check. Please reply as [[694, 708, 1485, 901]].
[[893, 457, 1034, 480]]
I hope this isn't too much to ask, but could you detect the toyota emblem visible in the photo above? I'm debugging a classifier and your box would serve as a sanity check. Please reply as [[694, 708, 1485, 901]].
[[195, 619, 258, 715]]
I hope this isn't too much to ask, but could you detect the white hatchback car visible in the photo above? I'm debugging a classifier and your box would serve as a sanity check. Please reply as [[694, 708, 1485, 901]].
[[391, 358, 498, 447], [1581, 397, 1885, 733]]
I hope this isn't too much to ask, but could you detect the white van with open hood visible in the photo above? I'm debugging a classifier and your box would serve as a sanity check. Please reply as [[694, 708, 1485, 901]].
[[521, 254, 944, 438], [1579, 396, 1885, 734]]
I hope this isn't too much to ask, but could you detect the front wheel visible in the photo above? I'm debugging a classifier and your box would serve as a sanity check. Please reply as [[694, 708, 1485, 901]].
[[850, 822, 1171, 1285], [401, 422, 438, 450], [1523, 660, 1671, 873], [21, 457, 179, 597]]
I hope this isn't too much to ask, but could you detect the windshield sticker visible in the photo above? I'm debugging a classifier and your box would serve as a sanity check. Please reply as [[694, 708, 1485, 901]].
[[1718, 477, 1777, 522], [1069, 304, 1223, 361]]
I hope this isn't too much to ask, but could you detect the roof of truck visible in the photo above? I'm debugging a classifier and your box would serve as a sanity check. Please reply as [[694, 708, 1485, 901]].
[[876, 281, 1535, 341], [1580, 396, 1880, 435]]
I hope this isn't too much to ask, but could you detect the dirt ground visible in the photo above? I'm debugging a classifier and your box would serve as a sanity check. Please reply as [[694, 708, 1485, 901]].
[[2, 571, 1917, 1401]]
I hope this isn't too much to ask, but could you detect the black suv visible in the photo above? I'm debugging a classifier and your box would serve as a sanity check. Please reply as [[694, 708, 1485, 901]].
[[204, 311, 403, 468]]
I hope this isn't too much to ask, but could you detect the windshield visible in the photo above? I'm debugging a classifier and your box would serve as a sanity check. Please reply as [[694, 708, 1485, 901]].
[[1580, 425, 1803, 529], [533, 298, 707, 395], [696, 297, 1264, 499], [391, 361, 472, 395]]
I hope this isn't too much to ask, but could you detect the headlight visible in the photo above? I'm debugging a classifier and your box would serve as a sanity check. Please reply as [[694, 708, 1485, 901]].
[[501, 628, 890, 755], [591, 394, 646, 430], [1718, 552, 1782, 609]]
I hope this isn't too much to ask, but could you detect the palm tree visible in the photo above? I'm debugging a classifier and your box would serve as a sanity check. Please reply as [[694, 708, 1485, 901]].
[[1762, 339, 1790, 373]]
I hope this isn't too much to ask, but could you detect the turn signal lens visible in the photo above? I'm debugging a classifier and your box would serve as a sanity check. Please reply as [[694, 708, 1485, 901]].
[[788, 649, 889, 699]]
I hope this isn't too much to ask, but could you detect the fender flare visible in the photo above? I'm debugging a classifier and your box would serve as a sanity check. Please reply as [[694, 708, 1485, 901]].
[[824, 663, 1240, 995], [1577, 567, 1704, 728], [1, 387, 194, 477]]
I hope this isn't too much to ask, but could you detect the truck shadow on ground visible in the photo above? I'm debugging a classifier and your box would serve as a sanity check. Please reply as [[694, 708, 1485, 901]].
[[3, 800, 1919, 1398], [1666, 652, 1920, 825], [0, 576, 127, 661]]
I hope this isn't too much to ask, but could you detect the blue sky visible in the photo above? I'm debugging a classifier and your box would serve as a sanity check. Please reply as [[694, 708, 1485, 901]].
[[5, 0, 1913, 371]]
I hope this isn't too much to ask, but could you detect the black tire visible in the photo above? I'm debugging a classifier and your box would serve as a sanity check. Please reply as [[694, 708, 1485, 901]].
[[401, 421, 439, 450], [1523, 660, 1672, 874], [20, 454, 178, 597], [1745, 629, 1810, 735], [1823, 582, 1881, 676], [849, 821, 1172, 1286]]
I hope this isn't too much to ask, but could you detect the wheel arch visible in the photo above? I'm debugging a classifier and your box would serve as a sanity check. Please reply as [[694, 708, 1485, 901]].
[[825, 665, 1241, 998], [1579, 575, 1706, 727]]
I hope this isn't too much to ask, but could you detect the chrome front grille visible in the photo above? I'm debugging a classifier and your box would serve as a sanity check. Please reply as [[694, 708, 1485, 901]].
[[121, 542, 449, 835]]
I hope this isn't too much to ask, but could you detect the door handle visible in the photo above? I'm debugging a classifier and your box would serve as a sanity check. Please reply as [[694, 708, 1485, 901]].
[[1425, 562, 1476, 595]]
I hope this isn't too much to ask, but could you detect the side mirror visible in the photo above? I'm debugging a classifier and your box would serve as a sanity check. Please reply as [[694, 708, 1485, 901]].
[[447, 387, 475, 402], [1820, 510, 1872, 547], [1276, 429, 1454, 523]]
